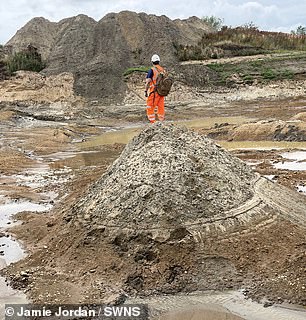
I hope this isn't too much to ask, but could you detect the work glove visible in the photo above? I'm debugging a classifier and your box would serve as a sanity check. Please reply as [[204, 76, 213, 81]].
[[145, 90, 148, 98]]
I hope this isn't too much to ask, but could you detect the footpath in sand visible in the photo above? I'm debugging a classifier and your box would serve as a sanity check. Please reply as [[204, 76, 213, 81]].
[[3, 124, 306, 312]]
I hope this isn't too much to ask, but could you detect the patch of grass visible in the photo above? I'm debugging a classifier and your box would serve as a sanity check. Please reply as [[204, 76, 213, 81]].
[[123, 66, 150, 76], [250, 60, 263, 68], [175, 27, 306, 62], [242, 74, 254, 82], [206, 55, 304, 86], [207, 63, 225, 72], [280, 69, 294, 79], [261, 68, 277, 80]]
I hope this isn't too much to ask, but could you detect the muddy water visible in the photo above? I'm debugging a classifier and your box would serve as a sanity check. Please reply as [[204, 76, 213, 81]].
[[219, 141, 306, 150], [0, 200, 48, 310], [0, 201, 52, 228], [158, 305, 244, 320], [79, 117, 306, 150], [0, 151, 76, 310], [49, 150, 119, 169], [273, 150, 306, 170], [79, 117, 252, 148], [131, 291, 306, 320]]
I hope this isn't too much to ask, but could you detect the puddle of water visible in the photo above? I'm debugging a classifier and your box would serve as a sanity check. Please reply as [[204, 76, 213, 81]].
[[244, 160, 263, 166], [273, 150, 306, 170], [80, 127, 140, 147], [41, 151, 79, 162], [0, 201, 52, 228], [50, 150, 121, 169], [218, 141, 306, 150], [9, 166, 72, 189], [131, 291, 306, 320], [158, 305, 244, 320], [180, 116, 252, 129], [297, 185, 306, 193], [0, 236, 25, 265], [281, 151, 306, 161], [0, 277, 28, 306], [79, 117, 253, 149], [273, 161, 306, 171]]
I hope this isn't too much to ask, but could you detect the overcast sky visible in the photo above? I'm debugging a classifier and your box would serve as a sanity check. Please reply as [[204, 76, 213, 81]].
[[1, 0, 306, 44]]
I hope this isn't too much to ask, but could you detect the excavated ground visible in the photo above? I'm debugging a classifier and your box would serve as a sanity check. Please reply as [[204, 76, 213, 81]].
[[1, 122, 305, 310], [0, 84, 306, 319]]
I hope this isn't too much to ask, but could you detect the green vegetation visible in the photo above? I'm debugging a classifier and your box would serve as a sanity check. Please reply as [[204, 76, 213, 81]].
[[201, 16, 224, 31], [291, 25, 306, 35], [206, 52, 306, 85], [261, 68, 277, 80], [5, 45, 45, 74], [175, 25, 306, 62], [240, 22, 259, 30], [123, 66, 150, 76]]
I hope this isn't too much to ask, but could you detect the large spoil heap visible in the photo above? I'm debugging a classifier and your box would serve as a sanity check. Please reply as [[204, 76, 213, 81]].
[[71, 124, 280, 240]]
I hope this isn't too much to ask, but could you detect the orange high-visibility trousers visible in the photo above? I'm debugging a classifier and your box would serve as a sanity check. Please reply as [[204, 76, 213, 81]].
[[146, 92, 165, 123]]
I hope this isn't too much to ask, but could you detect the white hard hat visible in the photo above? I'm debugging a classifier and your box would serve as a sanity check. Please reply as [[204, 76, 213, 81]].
[[151, 54, 160, 62]]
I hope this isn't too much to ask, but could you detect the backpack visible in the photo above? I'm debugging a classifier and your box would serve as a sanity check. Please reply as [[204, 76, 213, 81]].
[[154, 67, 173, 96]]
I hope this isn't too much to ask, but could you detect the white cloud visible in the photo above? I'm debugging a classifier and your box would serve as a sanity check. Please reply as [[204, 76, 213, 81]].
[[0, 0, 306, 44]]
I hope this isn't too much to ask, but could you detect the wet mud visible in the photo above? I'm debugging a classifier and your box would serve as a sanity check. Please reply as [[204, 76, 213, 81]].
[[0, 97, 306, 319]]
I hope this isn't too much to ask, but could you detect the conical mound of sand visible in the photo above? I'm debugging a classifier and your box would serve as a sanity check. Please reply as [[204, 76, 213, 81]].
[[70, 123, 306, 241], [71, 125, 258, 230]]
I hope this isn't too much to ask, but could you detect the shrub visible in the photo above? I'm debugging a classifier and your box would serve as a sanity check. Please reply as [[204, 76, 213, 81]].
[[202, 16, 224, 31], [123, 66, 150, 76], [5, 45, 45, 74], [291, 25, 306, 35]]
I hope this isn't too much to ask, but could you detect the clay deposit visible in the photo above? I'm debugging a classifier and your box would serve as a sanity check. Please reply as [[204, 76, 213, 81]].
[[204, 119, 306, 141], [0, 71, 82, 104]]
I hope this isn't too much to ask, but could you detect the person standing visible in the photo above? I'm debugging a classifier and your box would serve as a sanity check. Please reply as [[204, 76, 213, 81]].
[[145, 54, 165, 123]]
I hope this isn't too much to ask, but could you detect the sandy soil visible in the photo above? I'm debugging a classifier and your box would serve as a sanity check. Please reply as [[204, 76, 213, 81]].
[[0, 84, 306, 316], [1, 124, 305, 309]]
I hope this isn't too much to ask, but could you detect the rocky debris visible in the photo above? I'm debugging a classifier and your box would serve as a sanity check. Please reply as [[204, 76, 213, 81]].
[[70, 124, 256, 234]]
